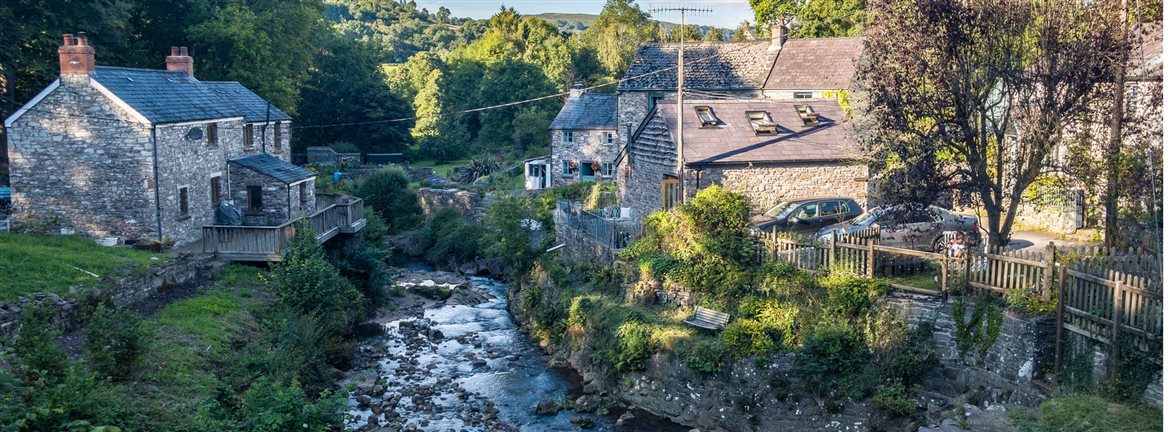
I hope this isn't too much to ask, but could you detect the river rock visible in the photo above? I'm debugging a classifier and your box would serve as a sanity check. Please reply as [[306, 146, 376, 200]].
[[570, 416, 595, 429], [535, 399, 561, 416], [471, 358, 488, 367], [617, 411, 636, 425]]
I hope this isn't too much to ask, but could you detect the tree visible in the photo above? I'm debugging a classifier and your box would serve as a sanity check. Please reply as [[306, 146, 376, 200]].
[[295, 35, 414, 154], [267, 220, 362, 336], [353, 166, 422, 232], [749, 0, 866, 37], [673, 25, 704, 42], [858, 0, 1129, 247], [582, 0, 657, 77], [704, 28, 725, 42]]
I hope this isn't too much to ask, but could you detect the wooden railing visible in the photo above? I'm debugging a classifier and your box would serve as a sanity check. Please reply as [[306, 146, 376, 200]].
[[202, 194, 366, 262]]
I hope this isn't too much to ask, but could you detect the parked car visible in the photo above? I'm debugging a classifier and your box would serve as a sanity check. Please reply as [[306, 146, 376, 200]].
[[753, 198, 863, 234], [816, 205, 982, 253]]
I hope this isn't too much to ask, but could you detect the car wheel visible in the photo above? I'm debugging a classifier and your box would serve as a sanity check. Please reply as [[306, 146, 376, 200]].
[[932, 236, 948, 255]]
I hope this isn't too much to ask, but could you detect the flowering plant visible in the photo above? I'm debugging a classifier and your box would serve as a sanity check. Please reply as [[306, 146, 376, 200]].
[[568, 161, 578, 169], [591, 161, 601, 171]]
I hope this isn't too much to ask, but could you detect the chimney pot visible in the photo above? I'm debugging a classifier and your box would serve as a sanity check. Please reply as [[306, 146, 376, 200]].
[[58, 31, 96, 75], [166, 46, 194, 77]]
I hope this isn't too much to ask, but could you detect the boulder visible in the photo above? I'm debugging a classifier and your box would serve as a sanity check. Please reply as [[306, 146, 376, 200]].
[[534, 399, 561, 416]]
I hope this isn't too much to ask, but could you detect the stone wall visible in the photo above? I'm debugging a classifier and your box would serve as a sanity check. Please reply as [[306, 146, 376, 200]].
[[0, 253, 216, 342], [229, 163, 298, 226], [417, 188, 485, 219], [699, 162, 871, 214], [156, 119, 246, 244], [888, 293, 1055, 406], [7, 74, 157, 240], [552, 219, 618, 265], [550, 128, 619, 187]]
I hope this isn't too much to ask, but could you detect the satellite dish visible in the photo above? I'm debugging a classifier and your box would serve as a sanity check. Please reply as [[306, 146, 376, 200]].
[[185, 127, 204, 140]]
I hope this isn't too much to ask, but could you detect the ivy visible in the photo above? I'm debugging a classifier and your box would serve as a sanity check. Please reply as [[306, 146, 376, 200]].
[[953, 296, 1004, 363]]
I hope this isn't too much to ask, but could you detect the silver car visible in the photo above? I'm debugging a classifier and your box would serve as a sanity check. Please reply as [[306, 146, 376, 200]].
[[816, 205, 981, 252]]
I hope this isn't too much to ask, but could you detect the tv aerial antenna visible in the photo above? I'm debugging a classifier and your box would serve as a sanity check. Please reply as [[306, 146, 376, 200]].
[[649, 3, 711, 205]]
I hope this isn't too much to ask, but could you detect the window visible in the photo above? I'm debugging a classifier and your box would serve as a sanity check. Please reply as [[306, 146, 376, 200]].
[[274, 121, 282, 150], [662, 176, 680, 210], [794, 91, 813, 99], [243, 124, 254, 149], [206, 123, 218, 148], [246, 185, 263, 213], [794, 203, 817, 219], [580, 161, 597, 179], [795, 105, 820, 126], [561, 130, 574, 144], [178, 187, 189, 218], [298, 182, 308, 210], [745, 110, 779, 134], [561, 160, 577, 177], [599, 162, 615, 178], [210, 176, 222, 206], [695, 106, 719, 126], [604, 132, 615, 145], [820, 200, 847, 216]]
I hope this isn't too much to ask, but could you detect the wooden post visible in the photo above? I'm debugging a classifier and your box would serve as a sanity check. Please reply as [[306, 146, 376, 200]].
[[941, 254, 949, 295], [866, 239, 876, 279], [1109, 279, 1123, 379], [828, 231, 837, 269], [1043, 242, 1057, 300], [1054, 266, 1067, 380]]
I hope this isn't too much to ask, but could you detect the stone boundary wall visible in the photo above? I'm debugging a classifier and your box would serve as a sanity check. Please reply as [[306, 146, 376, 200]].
[[417, 188, 485, 220], [0, 253, 216, 342]]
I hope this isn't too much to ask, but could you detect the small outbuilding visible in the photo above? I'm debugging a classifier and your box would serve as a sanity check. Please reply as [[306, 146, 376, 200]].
[[227, 154, 316, 226]]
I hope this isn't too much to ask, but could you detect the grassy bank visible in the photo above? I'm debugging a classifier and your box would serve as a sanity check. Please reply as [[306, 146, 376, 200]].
[[0, 233, 170, 299], [1010, 395, 1162, 432]]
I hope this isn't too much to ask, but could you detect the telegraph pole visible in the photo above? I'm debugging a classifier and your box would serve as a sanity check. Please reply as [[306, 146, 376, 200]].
[[651, 4, 711, 205]]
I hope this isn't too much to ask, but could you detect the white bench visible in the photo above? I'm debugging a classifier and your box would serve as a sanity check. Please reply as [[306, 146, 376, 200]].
[[684, 306, 731, 331]]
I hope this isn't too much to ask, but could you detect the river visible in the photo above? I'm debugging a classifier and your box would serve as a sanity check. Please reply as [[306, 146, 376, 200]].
[[343, 273, 688, 431]]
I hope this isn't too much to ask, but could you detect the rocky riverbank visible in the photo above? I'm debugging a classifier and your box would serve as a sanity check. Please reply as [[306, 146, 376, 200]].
[[342, 271, 671, 431]]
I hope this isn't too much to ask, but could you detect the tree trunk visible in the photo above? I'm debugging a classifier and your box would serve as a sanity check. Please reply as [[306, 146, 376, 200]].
[[1102, 0, 1129, 247]]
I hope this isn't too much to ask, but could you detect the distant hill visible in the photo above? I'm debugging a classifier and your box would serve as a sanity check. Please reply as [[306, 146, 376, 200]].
[[528, 12, 733, 39]]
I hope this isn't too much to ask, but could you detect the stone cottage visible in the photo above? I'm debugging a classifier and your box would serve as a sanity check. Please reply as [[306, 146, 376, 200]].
[[3, 33, 299, 245], [228, 154, 316, 226], [548, 83, 619, 187], [617, 99, 869, 220]]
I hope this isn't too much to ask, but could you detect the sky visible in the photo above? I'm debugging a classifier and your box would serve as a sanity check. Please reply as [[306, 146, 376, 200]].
[[412, 0, 755, 28]]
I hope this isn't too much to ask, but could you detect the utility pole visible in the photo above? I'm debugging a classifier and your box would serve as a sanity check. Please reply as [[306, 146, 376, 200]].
[[651, 4, 710, 206]]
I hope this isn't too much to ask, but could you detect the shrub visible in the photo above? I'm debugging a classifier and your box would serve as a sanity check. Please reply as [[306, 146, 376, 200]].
[[9, 303, 67, 383], [740, 297, 802, 349], [422, 208, 485, 266], [267, 220, 363, 336], [329, 208, 393, 306], [614, 321, 654, 372], [352, 166, 421, 232], [0, 365, 138, 431], [84, 305, 147, 381], [637, 253, 676, 279], [481, 195, 541, 277], [873, 382, 918, 416], [798, 318, 868, 394], [681, 337, 725, 373], [720, 319, 776, 358], [823, 271, 888, 318], [1004, 285, 1057, 316], [239, 379, 345, 432]]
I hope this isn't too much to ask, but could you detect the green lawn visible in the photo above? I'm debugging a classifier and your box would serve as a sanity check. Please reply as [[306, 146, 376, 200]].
[[410, 158, 470, 177], [1010, 395, 1162, 432], [0, 233, 171, 299]]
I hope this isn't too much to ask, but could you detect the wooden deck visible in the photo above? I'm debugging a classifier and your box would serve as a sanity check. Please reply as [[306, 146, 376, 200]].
[[202, 194, 367, 262]]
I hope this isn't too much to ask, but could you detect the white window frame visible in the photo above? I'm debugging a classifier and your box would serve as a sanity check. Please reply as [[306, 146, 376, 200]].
[[600, 162, 615, 178], [604, 131, 615, 145]]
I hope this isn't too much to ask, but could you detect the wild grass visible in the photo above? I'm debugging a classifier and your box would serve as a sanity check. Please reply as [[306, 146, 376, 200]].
[[0, 233, 170, 299], [1009, 394, 1162, 432], [410, 158, 470, 177]]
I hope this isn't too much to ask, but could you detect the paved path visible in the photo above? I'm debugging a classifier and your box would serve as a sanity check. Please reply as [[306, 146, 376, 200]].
[[1004, 230, 1096, 253]]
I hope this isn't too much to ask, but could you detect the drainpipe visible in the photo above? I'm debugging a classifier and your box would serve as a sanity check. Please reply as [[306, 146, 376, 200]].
[[151, 126, 163, 240]]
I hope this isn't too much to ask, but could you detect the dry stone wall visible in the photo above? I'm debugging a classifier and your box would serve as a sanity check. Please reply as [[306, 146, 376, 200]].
[[417, 188, 485, 220], [698, 163, 871, 214]]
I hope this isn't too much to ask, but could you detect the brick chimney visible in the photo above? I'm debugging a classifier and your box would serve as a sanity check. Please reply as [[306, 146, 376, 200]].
[[58, 32, 96, 75], [166, 46, 194, 77], [569, 81, 586, 99], [768, 24, 788, 52]]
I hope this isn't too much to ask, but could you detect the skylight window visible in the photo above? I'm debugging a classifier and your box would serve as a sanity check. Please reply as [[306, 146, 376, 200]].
[[695, 106, 719, 127], [745, 110, 779, 134], [796, 105, 820, 126]]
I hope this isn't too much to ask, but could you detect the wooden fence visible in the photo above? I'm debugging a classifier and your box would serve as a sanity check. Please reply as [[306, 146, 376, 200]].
[[758, 231, 1163, 376]]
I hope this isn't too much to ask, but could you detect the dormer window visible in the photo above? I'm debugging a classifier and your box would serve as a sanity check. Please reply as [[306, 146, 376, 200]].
[[796, 105, 820, 126], [695, 106, 719, 127], [745, 110, 779, 134]]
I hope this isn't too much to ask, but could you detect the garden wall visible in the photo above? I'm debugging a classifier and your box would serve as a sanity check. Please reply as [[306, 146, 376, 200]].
[[0, 253, 217, 342], [417, 188, 485, 219]]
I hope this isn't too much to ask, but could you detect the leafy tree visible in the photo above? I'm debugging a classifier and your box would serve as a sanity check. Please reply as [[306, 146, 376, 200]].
[[672, 25, 704, 42], [352, 166, 422, 232], [267, 220, 362, 336], [731, 21, 754, 41], [482, 195, 541, 277], [704, 28, 725, 42], [294, 35, 414, 154], [239, 378, 344, 432], [750, 0, 866, 37], [582, 0, 657, 77], [858, 0, 1130, 247]]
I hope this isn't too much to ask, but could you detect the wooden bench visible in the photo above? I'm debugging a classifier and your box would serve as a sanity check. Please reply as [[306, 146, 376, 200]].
[[684, 306, 731, 331]]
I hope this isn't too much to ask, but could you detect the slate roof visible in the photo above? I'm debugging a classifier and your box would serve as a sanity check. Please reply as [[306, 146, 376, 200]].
[[229, 153, 314, 184], [765, 37, 864, 90], [618, 42, 776, 91], [204, 82, 292, 123], [549, 93, 617, 130], [656, 100, 861, 166], [1132, 22, 1162, 79], [90, 66, 284, 124]]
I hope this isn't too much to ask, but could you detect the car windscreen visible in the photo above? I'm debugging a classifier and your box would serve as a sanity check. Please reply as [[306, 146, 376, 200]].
[[848, 207, 881, 226], [763, 201, 798, 218]]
